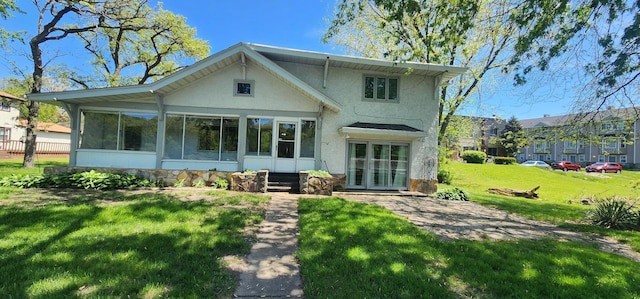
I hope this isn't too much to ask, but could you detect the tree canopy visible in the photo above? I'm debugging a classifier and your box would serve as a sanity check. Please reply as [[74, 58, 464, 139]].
[[7, 0, 210, 167], [325, 0, 639, 143]]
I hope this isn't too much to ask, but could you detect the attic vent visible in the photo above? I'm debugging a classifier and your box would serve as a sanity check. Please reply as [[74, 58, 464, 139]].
[[234, 79, 254, 97]]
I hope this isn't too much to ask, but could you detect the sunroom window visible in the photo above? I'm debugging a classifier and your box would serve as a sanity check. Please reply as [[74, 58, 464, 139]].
[[164, 114, 238, 161], [80, 111, 157, 151]]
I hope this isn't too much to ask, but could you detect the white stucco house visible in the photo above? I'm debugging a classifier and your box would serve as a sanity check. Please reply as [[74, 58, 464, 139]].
[[1, 91, 24, 146], [27, 43, 466, 193]]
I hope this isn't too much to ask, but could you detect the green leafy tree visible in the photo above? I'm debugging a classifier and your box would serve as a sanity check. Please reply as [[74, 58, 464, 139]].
[[0, 0, 21, 44], [498, 116, 527, 156], [325, 0, 522, 144], [509, 0, 639, 113], [11, 0, 209, 167]]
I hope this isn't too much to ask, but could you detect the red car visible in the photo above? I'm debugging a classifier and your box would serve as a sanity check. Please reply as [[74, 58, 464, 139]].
[[551, 161, 581, 171], [585, 162, 623, 173]]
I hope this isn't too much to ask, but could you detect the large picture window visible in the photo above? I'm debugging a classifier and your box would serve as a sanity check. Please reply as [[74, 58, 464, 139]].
[[164, 114, 238, 161], [80, 111, 157, 151], [246, 118, 273, 156], [363, 75, 399, 101]]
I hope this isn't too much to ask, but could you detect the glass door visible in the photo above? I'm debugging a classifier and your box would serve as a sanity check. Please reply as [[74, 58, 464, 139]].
[[347, 142, 409, 190], [274, 122, 296, 172], [347, 143, 367, 188], [370, 144, 390, 187]]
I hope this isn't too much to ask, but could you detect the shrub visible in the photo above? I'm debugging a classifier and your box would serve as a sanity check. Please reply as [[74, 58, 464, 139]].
[[494, 157, 517, 165], [461, 150, 487, 164], [214, 178, 229, 190], [437, 168, 453, 184], [434, 187, 469, 201], [586, 198, 638, 229], [307, 170, 331, 177], [0, 171, 155, 190]]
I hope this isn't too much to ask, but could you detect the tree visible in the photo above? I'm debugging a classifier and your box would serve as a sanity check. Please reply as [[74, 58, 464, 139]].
[[0, 0, 21, 44], [325, 0, 522, 144], [509, 0, 639, 114], [325, 0, 638, 145], [73, 3, 209, 87], [13, 0, 209, 167], [498, 116, 527, 156]]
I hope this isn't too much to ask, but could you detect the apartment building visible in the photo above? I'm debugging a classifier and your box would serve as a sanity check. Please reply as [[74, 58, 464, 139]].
[[516, 108, 640, 168]]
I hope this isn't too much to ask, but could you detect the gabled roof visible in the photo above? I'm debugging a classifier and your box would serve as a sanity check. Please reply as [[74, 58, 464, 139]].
[[0, 91, 24, 102], [519, 107, 640, 129], [26, 42, 468, 111], [17, 119, 71, 134]]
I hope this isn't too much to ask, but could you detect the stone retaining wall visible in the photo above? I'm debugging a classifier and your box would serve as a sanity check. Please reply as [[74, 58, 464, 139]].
[[299, 171, 333, 195], [230, 170, 268, 193]]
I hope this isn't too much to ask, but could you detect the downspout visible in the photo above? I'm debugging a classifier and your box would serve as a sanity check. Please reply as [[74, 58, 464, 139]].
[[153, 91, 165, 169], [317, 103, 324, 171], [323, 57, 330, 88], [241, 52, 247, 80]]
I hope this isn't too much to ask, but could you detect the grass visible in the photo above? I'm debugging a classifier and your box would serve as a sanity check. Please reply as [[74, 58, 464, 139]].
[[0, 157, 68, 177], [298, 198, 640, 299], [443, 161, 640, 251], [0, 188, 269, 298]]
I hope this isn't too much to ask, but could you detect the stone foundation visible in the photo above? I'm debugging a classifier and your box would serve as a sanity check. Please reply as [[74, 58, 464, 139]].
[[43, 166, 230, 187], [332, 174, 346, 191], [410, 179, 437, 195], [299, 171, 333, 195], [230, 170, 268, 193]]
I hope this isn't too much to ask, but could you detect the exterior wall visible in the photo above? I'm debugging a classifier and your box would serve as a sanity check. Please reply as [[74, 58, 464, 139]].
[[277, 61, 439, 188]]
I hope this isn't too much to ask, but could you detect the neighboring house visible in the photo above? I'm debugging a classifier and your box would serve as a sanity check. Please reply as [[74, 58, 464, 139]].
[[517, 108, 640, 168], [27, 43, 466, 193], [456, 116, 506, 157], [0, 91, 24, 148]]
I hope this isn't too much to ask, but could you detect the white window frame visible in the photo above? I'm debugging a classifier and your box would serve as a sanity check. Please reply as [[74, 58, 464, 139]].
[[578, 155, 585, 162], [620, 155, 627, 163], [0, 101, 10, 112], [363, 75, 400, 102]]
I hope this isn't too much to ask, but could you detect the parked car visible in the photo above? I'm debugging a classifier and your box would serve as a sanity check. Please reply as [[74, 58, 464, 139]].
[[585, 162, 623, 173], [520, 160, 551, 169], [551, 161, 581, 171]]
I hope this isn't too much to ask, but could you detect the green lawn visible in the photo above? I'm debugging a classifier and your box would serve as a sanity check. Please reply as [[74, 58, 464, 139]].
[[298, 198, 640, 299], [444, 161, 640, 251], [0, 188, 268, 298], [0, 157, 68, 177]]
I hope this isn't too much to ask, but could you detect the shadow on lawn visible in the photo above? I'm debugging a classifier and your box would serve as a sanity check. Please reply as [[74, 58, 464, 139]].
[[298, 198, 640, 299], [0, 196, 254, 298]]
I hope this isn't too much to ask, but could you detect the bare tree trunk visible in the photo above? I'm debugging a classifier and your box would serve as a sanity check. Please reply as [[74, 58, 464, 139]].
[[23, 32, 44, 168]]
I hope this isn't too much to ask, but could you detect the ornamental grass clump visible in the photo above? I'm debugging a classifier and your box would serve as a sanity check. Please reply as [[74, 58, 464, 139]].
[[586, 197, 639, 230]]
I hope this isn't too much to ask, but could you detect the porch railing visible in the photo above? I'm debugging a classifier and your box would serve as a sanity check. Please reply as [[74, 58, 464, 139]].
[[0, 140, 70, 155]]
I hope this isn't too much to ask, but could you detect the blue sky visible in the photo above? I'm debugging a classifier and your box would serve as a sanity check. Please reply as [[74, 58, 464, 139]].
[[1, 0, 574, 120]]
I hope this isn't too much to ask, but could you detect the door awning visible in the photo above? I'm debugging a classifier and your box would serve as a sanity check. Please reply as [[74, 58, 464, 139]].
[[338, 122, 427, 138]]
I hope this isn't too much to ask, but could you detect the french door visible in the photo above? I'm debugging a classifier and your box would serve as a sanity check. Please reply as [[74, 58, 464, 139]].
[[347, 141, 409, 190]]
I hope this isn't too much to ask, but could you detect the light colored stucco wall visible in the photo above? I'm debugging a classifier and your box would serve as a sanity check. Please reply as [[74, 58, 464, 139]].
[[0, 103, 21, 140], [275, 61, 439, 181], [163, 60, 319, 113]]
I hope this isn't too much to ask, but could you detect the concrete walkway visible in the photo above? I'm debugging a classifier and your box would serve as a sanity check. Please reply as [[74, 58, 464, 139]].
[[233, 193, 304, 298]]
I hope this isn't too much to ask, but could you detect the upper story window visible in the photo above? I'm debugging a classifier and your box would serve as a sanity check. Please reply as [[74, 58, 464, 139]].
[[234, 79, 254, 97], [488, 128, 498, 136], [600, 121, 625, 132], [1, 101, 10, 112], [363, 75, 398, 102]]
